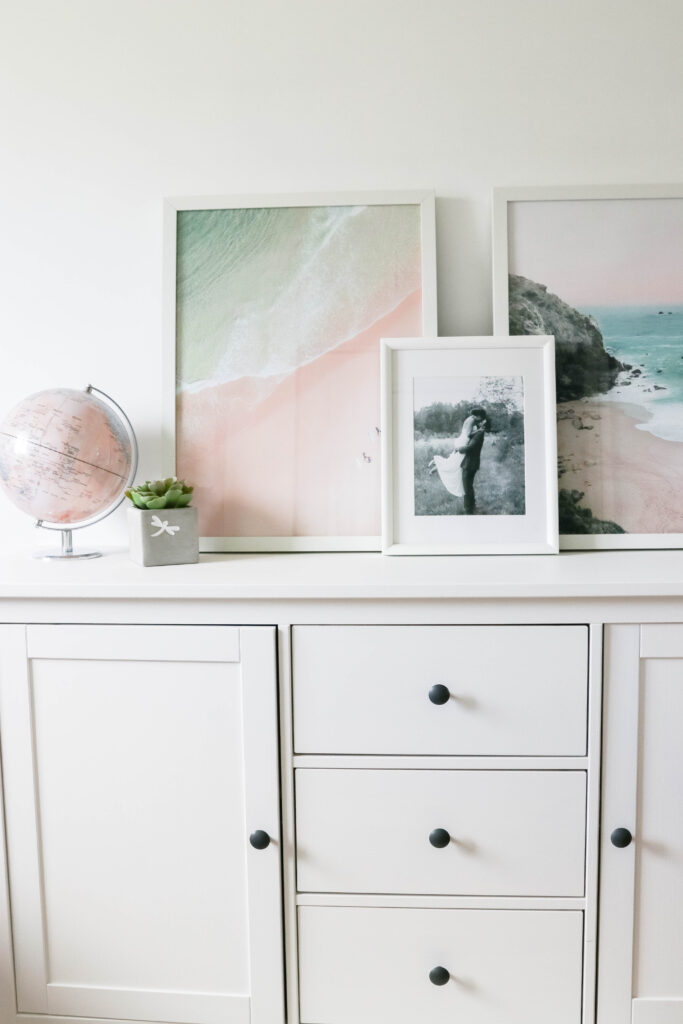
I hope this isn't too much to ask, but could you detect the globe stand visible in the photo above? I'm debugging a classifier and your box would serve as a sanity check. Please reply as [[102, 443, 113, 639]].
[[34, 525, 102, 560]]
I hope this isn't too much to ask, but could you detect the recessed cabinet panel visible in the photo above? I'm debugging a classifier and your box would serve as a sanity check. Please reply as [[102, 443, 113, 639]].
[[634, 659, 683, 998], [298, 906, 584, 1024], [292, 625, 588, 755], [32, 657, 249, 994], [296, 769, 586, 896]]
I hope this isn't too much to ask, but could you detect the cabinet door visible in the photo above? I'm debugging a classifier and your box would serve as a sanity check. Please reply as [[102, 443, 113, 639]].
[[598, 625, 683, 1024], [0, 625, 283, 1024]]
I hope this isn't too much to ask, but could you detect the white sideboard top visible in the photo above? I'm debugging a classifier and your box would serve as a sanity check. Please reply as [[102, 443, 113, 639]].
[[0, 547, 682, 601]]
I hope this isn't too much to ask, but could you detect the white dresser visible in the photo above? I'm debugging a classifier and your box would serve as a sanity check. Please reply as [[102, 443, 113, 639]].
[[0, 549, 681, 1024], [293, 624, 593, 1024]]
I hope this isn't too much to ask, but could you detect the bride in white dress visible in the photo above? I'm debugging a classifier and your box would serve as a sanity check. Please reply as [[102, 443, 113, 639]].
[[428, 415, 477, 498]]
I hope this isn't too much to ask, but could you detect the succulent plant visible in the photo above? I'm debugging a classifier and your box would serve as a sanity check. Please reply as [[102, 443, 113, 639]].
[[125, 477, 194, 510]]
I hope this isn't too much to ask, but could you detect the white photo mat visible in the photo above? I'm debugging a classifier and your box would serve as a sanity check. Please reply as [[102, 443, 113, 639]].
[[492, 184, 683, 550], [381, 337, 558, 555], [163, 191, 437, 552]]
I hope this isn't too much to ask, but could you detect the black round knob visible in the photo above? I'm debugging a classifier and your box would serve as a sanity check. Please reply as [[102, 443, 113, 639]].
[[249, 829, 271, 850], [429, 828, 451, 848], [429, 684, 450, 705], [429, 966, 450, 986], [610, 827, 632, 848]]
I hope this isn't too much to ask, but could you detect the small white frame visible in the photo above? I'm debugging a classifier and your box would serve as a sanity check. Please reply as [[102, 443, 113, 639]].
[[492, 184, 683, 550], [381, 336, 559, 555], [163, 191, 437, 553]]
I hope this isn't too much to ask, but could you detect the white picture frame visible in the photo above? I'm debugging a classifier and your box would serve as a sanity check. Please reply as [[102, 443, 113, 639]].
[[163, 191, 437, 552], [492, 185, 683, 550], [381, 336, 559, 555]]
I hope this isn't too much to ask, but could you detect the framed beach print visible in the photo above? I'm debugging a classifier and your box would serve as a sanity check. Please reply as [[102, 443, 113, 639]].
[[163, 191, 437, 551], [493, 185, 683, 549], [380, 337, 558, 555]]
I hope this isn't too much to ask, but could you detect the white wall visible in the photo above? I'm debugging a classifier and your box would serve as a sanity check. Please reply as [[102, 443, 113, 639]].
[[1, 0, 681, 549]]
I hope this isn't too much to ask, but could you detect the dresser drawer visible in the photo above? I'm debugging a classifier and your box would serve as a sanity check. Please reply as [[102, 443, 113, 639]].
[[298, 906, 584, 1024], [292, 625, 588, 755], [296, 769, 586, 896]]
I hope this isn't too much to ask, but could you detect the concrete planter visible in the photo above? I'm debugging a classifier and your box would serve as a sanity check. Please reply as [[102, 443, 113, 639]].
[[127, 507, 199, 566]]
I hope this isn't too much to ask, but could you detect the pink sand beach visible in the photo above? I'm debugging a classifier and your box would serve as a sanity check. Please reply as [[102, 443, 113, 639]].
[[177, 289, 422, 538], [558, 398, 683, 533]]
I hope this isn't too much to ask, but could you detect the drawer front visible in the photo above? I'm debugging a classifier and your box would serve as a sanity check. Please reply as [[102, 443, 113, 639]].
[[292, 625, 588, 755], [298, 906, 584, 1024], [296, 769, 586, 896]]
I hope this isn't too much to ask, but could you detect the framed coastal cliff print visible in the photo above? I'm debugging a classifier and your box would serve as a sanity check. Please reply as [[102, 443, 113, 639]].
[[163, 191, 437, 551], [493, 185, 683, 549], [380, 337, 559, 555]]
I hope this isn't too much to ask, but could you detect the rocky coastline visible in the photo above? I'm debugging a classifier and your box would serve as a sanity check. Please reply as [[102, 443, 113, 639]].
[[508, 274, 623, 403], [507, 280, 634, 536], [508, 275, 683, 535]]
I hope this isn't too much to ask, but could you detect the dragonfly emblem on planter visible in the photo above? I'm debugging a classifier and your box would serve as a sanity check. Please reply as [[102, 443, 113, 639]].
[[150, 515, 181, 538]]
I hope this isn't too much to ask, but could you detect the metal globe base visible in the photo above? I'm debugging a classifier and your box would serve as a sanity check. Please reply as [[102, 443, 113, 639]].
[[34, 527, 102, 560]]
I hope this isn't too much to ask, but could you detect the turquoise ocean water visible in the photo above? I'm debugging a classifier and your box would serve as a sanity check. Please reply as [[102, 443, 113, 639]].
[[580, 305, 683, 442], [175, 205, 421, 392]]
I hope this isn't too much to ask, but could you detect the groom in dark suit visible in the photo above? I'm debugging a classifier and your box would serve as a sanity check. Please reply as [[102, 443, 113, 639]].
[[455, 406, 488, 515]]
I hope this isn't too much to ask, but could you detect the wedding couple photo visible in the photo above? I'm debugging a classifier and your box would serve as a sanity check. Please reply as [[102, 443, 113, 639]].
[[413, 375, 526, 517]]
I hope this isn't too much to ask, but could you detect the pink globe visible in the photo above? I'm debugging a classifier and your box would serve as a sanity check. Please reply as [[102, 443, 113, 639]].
[[0, 388, 133, 525]]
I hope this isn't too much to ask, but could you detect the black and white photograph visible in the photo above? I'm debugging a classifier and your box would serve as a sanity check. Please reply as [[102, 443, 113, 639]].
[[414, 375, 526, 517], [381, 337, 558, 555]]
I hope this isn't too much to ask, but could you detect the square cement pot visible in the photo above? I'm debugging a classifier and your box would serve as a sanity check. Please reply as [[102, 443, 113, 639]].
[[128, 507, 199, 566]]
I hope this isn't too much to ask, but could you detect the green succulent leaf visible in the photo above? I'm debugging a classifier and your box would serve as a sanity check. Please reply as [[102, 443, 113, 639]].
[[126, 477, 195, 509], [164, 489, 183, 507]]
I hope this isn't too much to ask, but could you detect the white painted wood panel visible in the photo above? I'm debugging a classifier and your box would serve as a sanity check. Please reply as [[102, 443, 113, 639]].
[[596, 625, 640, 1024], [26, 623, 240, 661], [17, 1017, 199, 1024], [0, 635, 18, 1024], [30, 656, 250, 997], [298, 906, 584, 1024], [640, 623, 683, 658], [598, 628, 683, 1024], [632, 999, 683, 1023], [296, 769, 586, 896], [0, 625, 49, 1011], [4, 548, 683, 602], [293, 754, 589, 769], [240, 627, 285, 1024], [277, 624, 302, 1024], [45, 984, 248, 1024], [633, 658, 683, 1000], [0, 625, 283, 1024], [296, 892, 585, 909], [293, 625, 588, 754], [582, 624, 603, 1024]]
